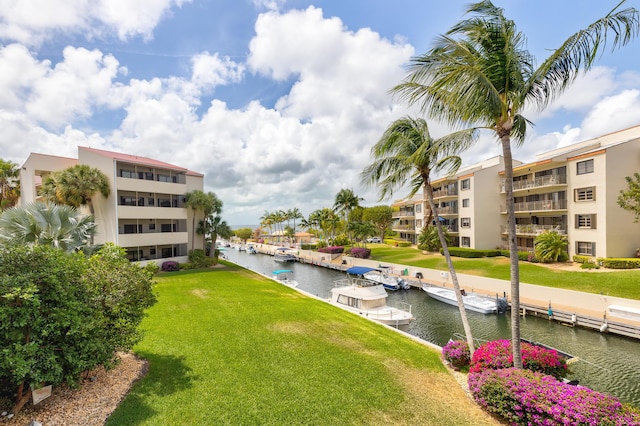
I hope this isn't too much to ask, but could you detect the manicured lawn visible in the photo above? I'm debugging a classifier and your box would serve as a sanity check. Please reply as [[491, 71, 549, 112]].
[[370, 246, 640, 300], [107, 265, 498, 425]]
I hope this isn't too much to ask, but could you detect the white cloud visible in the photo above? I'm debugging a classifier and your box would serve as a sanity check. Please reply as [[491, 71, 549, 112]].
[[191, 52, 245, 90]]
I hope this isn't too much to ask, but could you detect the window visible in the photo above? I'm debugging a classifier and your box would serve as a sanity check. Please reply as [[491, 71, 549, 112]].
[[123, 224, 141, 234], [415, 204, 422, 213], [149, 223, 156, 231], [461, 178, 470, 190], [576, 159, 594, 175], [576, 241, 596, 256], [120, 169, 136, 179], [161, 223, 174, 233], [462, 198, 470, 208], [461, 217, 471, 228], [461, 236, 471, 247], [574, 187, 595, 201], [416, 219, 422, 228], [161, 247, 173, 258], [575, 214, 596, 229]]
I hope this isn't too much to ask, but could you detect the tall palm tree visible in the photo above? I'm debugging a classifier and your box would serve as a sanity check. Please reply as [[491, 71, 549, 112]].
[[287, 207, 303, 244], [334, 188, 364, 241], [185, 190, 211, 251], [361, 116, 478, 355], [0, 159, 20, 211], [41, 165, 110, 214], [393, 0, 639, 367], [0, 202, 96, 252]]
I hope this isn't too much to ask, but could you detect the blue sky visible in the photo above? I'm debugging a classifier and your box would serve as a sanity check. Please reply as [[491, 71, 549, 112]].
[[2, 0, 640, 225]]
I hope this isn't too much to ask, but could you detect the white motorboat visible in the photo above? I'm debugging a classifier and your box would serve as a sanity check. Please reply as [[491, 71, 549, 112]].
[[274, 247, 297, 263], [362, 268, 410, 290], [272, 269, 299, 287], [330, 267, 414, 330], [422, 285, 507, 314], [246, 245, 257, 254]]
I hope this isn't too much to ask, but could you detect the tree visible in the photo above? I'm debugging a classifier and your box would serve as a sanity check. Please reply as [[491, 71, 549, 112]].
[[347, 221, 377, 247], [40, 165, 110, 214], [234, 227, 253, 243], [287, 208, 303, 241], [392, 0, 639, 368], [185, 190, 212, 251], [362, 206, 394, 242], [361, 116, 477, 355], [198, 214, 232, 261], [617, 172, 640, 222], [334, 189, 363, 241], [0, 159, 20, 210], [418, 224, 452, 252], [534, 231, 569, 263], [0, 202, 96, 252]]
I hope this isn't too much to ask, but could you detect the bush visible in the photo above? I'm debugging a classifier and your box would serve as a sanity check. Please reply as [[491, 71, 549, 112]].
[[573, 254, 593, 264], [598, 257, 640, 269], [441, 247, 485, 258], [581, 262, 600, 270], [349, 247, 371, 259], [470, 339, 567, 379], [397, 241, 412, 247], [318, 246, 344, 254], [330, 234, 351, 246], [442, 340, 470, 370], [469, 368, 640, 426], [144, 262, 160, 275], [300, 244, 317, 250], [161, 261, 180, 272]]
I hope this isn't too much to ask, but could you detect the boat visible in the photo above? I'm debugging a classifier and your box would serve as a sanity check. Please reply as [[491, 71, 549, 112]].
[[422, 285, 508, 314], [329, 267, 414, 330], [246, 245, 257, 254], [274, 247, 297, 263], [362, 267, 410, 290], [272, 269, 299, 287]]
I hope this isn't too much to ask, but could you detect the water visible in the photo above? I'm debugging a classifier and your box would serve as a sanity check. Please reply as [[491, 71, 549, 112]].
[[224, 249, 640, 407]]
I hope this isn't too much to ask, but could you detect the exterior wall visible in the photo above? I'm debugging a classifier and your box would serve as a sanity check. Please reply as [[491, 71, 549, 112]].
[[467, 157, 505, 250], [19, 153, 78, 204]]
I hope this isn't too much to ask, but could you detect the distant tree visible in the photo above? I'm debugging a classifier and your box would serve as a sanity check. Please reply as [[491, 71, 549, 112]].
[[0, 202, 96, 252], [534, 231, 569, 263], [40, 165, 110, 214], [618, 172, 640, 222], [0, 159, 20, 210], [235, 227, 253, 243], [362, 206, 394, 241]]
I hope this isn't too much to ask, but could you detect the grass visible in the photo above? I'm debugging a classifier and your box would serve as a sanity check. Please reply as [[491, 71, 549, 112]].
[[107, 264, 499, 425], [369, 245, 640, 300]]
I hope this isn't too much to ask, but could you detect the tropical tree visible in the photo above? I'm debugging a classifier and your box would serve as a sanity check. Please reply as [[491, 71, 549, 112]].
[[361, 116, 477, 355], [362, 206, 394, 243], [198, 214, 232, 260], [617, 172, 640, 222], [0, 202, 96, 252], [287, 208, 303, 243], [185, 190, 212, 250], [418, 224, 452, 252], [40, 165, 110, 214], [392, 0, 639, 368], [234, 227, 253, 243], [347, 221, 377, 247], [0, 159, 20, 211], [534, 231, 569, 263]]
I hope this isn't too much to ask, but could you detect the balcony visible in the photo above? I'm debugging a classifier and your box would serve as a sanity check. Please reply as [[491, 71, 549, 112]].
[[432, 188, 458, 198], [501, 224, 567, 236], [393, 224, 415, 231], [392, 210, 416, 219], [435, 205, 458, 215], [500, 174, 567, 193], [501, 199, 567, 213]]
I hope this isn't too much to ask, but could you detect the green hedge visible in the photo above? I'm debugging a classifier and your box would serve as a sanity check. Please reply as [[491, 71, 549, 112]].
[[598, 258, 640, 269], [573, 255, 594, 264]]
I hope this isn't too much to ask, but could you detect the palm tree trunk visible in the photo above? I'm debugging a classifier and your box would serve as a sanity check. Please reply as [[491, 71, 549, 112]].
[[425, 183, 475, 356], [501, 136, 523, 368]]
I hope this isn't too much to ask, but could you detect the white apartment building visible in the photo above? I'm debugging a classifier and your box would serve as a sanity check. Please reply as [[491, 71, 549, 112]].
[[20, 146, 205, 264], [392, 124, 640, 259]]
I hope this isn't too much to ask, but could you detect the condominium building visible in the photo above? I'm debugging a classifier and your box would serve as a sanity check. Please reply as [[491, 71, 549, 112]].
[[20, 146, 205, 264], [391, 124, 640, 259]]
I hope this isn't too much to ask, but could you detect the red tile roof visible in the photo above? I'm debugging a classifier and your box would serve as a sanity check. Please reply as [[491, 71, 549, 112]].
[[79, 146, 204, 176]]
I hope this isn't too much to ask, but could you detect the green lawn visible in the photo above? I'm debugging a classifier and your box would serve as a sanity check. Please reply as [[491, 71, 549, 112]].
[[369, 245, 640, 300], [107, 265, 498, 425]]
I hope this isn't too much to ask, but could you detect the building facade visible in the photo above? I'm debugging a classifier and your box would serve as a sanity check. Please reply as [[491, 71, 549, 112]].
[[20, 146, 205, 264], [392, 125, 640, 259]]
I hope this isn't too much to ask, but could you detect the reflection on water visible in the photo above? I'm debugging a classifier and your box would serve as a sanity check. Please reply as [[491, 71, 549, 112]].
[[224, 249, 640, 407]]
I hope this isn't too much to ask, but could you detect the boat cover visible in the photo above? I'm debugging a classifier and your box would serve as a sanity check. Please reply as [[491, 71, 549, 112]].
[[346, 266, 380, 275], [273, 269, 293, 275]]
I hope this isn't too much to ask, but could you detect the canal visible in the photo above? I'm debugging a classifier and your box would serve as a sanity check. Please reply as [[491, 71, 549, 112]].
[[224, 249, 640, 407]]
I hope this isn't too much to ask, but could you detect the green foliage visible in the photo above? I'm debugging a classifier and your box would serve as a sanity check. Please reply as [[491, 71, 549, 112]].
[[534, 231, 569, 263], [0, 244, 155, 410], [40, 165, 110, 214], [580, 262, 600, 270], [143, 262, 160, 275], [188, 249, 214, 268], [330, 234, 351, 247], [362, 206, 393, 240], [0, 159, 20, 211], [441, 247, 485, 258], [418, 225, 451, 251], [598, 258, 640, 269], [397, 241, 412, 247], [234, 227, 253, 242], [573, 255, 595, 264], [618, 172, 640, 222]]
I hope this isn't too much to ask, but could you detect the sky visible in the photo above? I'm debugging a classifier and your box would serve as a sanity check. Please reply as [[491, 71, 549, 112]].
[[2, 0, 640, 226]]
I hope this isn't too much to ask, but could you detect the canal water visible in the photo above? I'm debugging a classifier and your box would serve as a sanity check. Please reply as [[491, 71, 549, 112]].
[[224, 249, 640, 407]]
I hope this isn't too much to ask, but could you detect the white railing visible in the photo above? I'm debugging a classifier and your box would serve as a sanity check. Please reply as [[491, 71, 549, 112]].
[[500, 174, 567, 192]]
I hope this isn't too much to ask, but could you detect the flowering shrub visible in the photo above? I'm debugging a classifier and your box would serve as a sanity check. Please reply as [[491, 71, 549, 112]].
[[318, 246, 344, 254], [161, 261, 179, 272], [469, 368, 640, 426], [442, 340, 470, 370], [349, 247, 371, 259], [470, 339, 567, 379]]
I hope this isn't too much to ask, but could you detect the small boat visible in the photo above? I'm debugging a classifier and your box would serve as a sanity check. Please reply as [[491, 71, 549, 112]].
[[274, 247, 297, 263], [330, 267, 414, 330], [272, 269, 299, 287], [422, 285, 507, 314], [246, 245, 257, 254], [362, 268, 410, 291]]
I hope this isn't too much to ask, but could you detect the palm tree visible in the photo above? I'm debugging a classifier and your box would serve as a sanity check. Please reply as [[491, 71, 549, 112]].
[[334, 188, 363, 241], [534, 231, 569, 263], [0, 202, 96, 252], [392, 0, 639, 368], [185, 190, 213, 251], [40, 165, 110, 215], [0, 159, 20, 211], [361, 116, 478, 355], [288, 207, 303, 243]]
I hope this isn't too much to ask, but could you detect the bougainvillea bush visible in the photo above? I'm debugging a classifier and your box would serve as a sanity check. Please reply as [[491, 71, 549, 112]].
[[470, 339, 567, 379], [318, 246, 344, 254], [469, 368, 640, 426], [161, 260, 179, 271], [349, 247, 371, 259], [442, 340, 470, 370]]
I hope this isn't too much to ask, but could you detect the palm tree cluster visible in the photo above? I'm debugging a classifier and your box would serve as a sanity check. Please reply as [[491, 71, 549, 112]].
[[0, 159, 21, 211], [367, 0, 639, 366], [184, 190, 230, 259]]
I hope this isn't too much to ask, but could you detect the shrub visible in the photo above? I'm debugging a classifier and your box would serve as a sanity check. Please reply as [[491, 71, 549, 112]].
[[330, 234, 351, 246], [581, 262, 600, 270], [442, 340, 470, 370], [470, 339, 567, 379], [318, 246, 344, 254], [598, 257, 640, 269], [188, 249, 213, 268], [573, 254, 593, 264], [161, 261, 180, 272], [397, 241, 412, 247], [350, 247, 371, 259], [144, 262, 160, 275], [469, 368, 640, 426]]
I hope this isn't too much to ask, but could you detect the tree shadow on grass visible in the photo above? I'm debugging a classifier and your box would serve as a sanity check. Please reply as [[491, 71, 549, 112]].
[[105, 352, 198, 425]]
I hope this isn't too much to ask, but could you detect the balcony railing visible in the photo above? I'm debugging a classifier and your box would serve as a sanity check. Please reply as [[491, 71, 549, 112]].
[[500, 174, 567, 192], [432, 188, 458, 198], [436, 205, 458, 215], [499, 244, 534, 253], [393, 224, 415, 231], [501, 199, 567, 213], [392, 211, 416, 218], [501, 224, 567, 235]]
